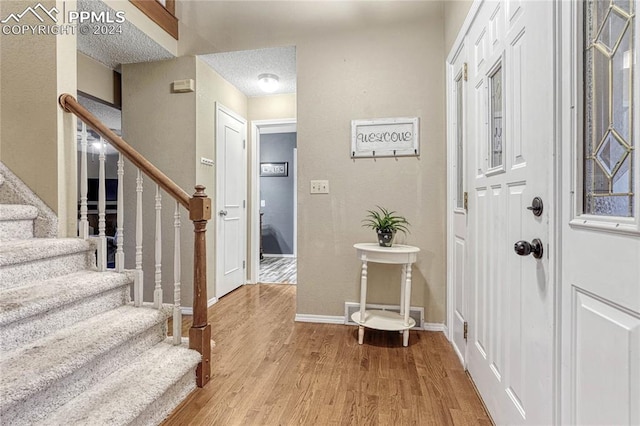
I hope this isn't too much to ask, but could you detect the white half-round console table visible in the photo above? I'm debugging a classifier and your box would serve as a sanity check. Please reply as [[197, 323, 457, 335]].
[[351, 243, 420, 347]]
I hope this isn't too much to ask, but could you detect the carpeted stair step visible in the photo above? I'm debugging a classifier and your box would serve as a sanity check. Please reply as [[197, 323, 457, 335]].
[[0, 238, 96, 289], [0, 304, 171, 425], [47, 339, 200, 426], [0, 270, 134, 352], [0, 204, 38, 240]]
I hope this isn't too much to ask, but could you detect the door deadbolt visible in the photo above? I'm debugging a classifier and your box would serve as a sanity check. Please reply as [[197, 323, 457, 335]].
[[526, 197, 543, 217], [514, 238, 544, 259]]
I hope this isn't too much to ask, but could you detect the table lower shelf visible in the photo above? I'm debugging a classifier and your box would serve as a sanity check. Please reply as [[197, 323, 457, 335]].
[[351, 310, 416, 331]]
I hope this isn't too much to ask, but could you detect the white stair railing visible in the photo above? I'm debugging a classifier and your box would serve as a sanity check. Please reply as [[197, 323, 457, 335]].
[[115, 153, 125, 272], [96, 138, 107, 272], [154, 184, 163, 309], [62, 93, 212, 386], [134, 169, 144, 307], [78, 123, 89, 240], [173, 201, 182, 344]]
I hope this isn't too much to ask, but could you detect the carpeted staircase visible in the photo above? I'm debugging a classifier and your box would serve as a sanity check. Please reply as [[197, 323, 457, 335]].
[[0, 170, 201, 425]]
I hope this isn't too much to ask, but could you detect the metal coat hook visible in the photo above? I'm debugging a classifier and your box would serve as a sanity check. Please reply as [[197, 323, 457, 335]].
[[372, 151, 376, 156], [393, 150, 397, 156]]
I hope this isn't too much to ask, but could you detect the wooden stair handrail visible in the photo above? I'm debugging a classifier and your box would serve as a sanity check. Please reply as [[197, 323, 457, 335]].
[[59, 94, 190, 209]]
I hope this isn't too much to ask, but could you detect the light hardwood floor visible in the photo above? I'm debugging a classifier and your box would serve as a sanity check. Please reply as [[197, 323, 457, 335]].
[[164, 285, 492, 425]]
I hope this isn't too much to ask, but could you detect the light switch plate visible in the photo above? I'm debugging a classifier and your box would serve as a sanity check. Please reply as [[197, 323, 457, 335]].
[[310, 180, 329, 194]]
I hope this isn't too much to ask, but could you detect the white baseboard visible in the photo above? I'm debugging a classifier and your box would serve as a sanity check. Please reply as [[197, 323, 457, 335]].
[[423, 322, 446, 332], [262, 254, 296, 258], [294, 314, 345, 324], [181, 296, 218, 315]]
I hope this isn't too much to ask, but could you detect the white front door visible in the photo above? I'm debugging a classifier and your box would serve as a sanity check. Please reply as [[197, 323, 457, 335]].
[[216, 103, 247, 298], [462, 1, 555, 424], [448, 44, 469, 366], [560, 1, 640, 424]]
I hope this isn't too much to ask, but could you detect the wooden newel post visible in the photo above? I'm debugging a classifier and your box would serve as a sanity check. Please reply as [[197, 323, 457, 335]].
[[189, 185, 212, 387]]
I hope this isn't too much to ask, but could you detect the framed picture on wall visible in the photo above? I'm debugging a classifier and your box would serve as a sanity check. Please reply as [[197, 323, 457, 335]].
[[260, 162, 288, 177]]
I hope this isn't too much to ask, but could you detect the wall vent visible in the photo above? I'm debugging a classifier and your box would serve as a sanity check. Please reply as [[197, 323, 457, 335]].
[[344, 302, 424, 330]]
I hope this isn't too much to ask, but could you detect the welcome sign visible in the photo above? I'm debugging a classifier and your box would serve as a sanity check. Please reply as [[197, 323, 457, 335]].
[[351, 117, 419, 158]]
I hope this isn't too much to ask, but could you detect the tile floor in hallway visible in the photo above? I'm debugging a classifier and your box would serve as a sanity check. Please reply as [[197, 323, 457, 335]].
[[259, 256, 297, 284]]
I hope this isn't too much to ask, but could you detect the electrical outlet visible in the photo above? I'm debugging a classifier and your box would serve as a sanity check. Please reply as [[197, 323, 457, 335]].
[[310, 180, 329, 194]]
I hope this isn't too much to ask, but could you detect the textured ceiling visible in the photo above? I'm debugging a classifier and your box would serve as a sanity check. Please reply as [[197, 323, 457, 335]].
[[199, 46, 296, 97], [77, 0, 174, 70]]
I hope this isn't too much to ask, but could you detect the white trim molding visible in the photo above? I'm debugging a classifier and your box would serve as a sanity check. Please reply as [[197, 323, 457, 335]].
[[250, 119, 297, 285], [181, 296, 218, 315], [294, 314, 345, 324]]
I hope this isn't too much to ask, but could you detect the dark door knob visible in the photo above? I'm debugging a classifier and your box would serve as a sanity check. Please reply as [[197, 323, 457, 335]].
[[514, 238, 544, 259], [526, 197, 544, 216]]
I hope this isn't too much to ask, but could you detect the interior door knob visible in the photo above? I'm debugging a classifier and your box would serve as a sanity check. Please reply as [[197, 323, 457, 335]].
[[514, 238, 544, 259], [218, 210, 228, 216]]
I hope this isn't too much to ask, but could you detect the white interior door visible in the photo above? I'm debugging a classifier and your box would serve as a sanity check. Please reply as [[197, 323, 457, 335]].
[[463, 1, 555, 424], [561, 1, 640, 424], [216, 103, 247, 298], [448, 45, 469, 366]]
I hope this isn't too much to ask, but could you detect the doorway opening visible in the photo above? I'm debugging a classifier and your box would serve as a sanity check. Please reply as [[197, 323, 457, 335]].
[[250, 120, 297, 284]]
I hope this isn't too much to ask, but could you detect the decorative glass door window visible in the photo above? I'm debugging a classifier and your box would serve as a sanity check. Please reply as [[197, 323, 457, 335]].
[[456, 74, 464, 209], [489, 64, 504, 169], [584, 0, 635, 217]]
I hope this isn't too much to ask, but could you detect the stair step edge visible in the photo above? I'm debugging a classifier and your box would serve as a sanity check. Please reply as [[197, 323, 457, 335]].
[[0, 304, 171, 408], [0, 204, 39, 221], [0, 270, 135, 327], [47, 340, 200, 426], [0, 238, 95, 267]]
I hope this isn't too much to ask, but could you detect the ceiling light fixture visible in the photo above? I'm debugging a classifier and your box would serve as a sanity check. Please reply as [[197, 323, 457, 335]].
[[258, 73, 279, 93]]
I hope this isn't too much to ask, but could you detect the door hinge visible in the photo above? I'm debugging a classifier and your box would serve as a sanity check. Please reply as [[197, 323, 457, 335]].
[[243, 139, 246, 149], [243, 260, 246, 269], [463, 191, 469, 211], [463, 63, 468, 81], [463, 321, 468, 341], [243, 200, 246, 208]]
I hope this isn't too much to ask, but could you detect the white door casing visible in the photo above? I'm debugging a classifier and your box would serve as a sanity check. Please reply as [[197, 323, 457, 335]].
[[447, 41, 469, 366], [216, 103, 247, 298], [454, 1, 556, 424], [249, 119, 297, 284], [560, 1, 640, 424]]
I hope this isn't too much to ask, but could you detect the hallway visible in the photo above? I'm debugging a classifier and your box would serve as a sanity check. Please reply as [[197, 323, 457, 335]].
[[165, 285, 491, 425]]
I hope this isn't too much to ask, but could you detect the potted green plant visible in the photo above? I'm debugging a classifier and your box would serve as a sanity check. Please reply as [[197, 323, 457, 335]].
[[362, 206, 410, 247]]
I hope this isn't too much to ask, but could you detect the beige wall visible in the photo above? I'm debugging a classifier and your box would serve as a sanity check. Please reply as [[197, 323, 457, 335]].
[[248, 94, 297, 123], [444, 0, 473, 55], [176, 1, 449, 323], [77, 53, 116, 104], [122, 56, 247, 308], [0, 0, 77, 236], [295, 10, 447, 322]]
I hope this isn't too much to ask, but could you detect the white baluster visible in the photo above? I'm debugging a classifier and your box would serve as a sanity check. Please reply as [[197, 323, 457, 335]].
[[153, 184, 163, 309], [96, 137, 107, 271], [78, 122, 89, 240], [134, 169, 143, 307], [115, 153, 125, 272], [173, 202, 182, 345]]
